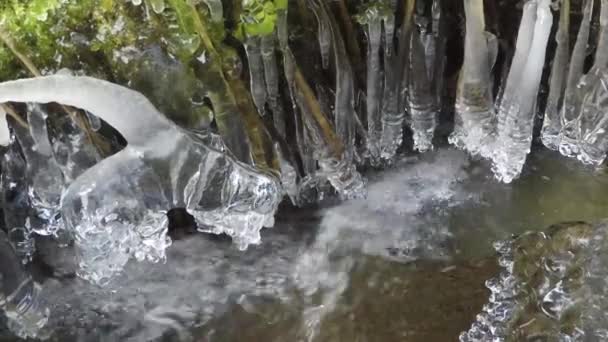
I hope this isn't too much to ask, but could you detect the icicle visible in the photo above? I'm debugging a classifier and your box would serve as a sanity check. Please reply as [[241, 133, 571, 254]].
[[496, 0, 538, 129], [202, 0, 223, 23], [244, 36, 268, 116], [381, 0, 414, 161], [448, 0, 495, 158], [594, 0, 608, 69], [491, 0, 553, 183], [11, 105, 65, 237], [315, 7, 331, 70], [541, 0, 570, 150], [576, 0, 608, 165], [312, 0, 357, 161], [408, 25, 436, 152], [0, 107, 8, 146], [357, 7, 383, 162], [2, 132, 35, 263], [559, 0, 594, 157], [261, 34, 286, 138]]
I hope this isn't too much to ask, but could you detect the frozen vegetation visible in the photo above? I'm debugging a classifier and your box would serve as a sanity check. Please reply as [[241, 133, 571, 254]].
[[2, 0, 608, 339]]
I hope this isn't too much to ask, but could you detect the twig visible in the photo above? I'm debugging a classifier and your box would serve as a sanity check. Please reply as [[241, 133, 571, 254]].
[[1, 104, 28, 128]]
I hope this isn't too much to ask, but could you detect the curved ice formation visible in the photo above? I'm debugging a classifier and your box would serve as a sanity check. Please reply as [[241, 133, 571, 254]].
[[0, 75, 282, 284]]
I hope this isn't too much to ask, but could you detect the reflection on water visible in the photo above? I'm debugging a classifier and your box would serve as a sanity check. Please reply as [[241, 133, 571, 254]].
[[13, 146, 608, 341]]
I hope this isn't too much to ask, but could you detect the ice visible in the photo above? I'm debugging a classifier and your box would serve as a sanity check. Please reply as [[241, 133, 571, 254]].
[[558, 0, 594, 157], [12, 106, 64, 237], [541, 0, 571, 150], [491, 0, 552, 183], [1, 132, 35, 263], [408, 11, 436, 153], [360, 12, 383, 162], [311, 0, 357, 161], [448, 0, 496, 158], [0, 229, 49, 338], [244, 36, 268, 117], [575, 68, 608, 165], [0, 75, 283, 283], [261, 34, 286, 138], [0, 106, 9, 146]]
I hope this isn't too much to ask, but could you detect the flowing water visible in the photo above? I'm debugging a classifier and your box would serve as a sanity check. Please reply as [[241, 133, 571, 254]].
[[5, 142, 608, 342]]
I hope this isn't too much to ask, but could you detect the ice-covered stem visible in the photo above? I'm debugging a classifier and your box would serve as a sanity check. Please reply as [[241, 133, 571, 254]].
[[497, 0, 537, 127], [492, 0, 553, 183], [335, 0, 364, 84], [2, 132, 35, 263], [541, 0, 570, 150], [0, 76, 174, 149], [185, 0, 279, 171], [0, 229, 48, 339], [356, 1, 393, 161], [558, 0, 594, 157], [408, 24, 435, 152], [244, 36, 268, 116], [261, 34, 287, 138], [310, 0, 357, 161], [593, 0, 608, 70], [381, 0, 414, 161], [448, 0, 496, 157]]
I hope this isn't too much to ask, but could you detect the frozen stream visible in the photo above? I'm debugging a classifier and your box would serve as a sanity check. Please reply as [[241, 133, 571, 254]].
[[6, 146, 608, 342]]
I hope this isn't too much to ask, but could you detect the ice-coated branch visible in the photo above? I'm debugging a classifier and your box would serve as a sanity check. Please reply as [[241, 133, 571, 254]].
[[0, 76, 176, 151], [541, 0, 570, 149], [448, 0, 495, 157], [492, 0, 553, 183], [558, 0, 594, 157]]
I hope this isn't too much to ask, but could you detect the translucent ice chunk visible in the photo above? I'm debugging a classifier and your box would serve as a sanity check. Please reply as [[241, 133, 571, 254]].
[[244, 36, 267, 116], [541, 0, 570, 150], [492, 0, 552, 183], [576, 68, 608, 165], [0, 106, 9, 146], [558, 0, 594, 157], [12, 107, 64, 236], [0, 76, 283, 283], [1, 132, 35, 263], [0, 229, 49, 338], [363, 17, 383, 160], [448, 0, 496, 158]]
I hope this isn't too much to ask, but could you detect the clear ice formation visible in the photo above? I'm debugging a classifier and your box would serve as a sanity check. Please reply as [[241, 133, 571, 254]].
[[12, 106, 65, 237], [451, 0, 552, 183], [448, 0, 496, 158], [1, 132, 36, 263], [491, 0, 552, 183], [0, 75, 282, 284], [461, 221, 608, 341], [540, 0, 608, 166], [0, 229, 49, 339]]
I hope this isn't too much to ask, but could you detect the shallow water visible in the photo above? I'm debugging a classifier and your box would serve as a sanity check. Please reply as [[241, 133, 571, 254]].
[[11, 145, 608, 342]]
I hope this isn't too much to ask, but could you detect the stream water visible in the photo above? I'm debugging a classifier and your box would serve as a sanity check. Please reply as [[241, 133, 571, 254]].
[[6, 142, 607, 342]]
